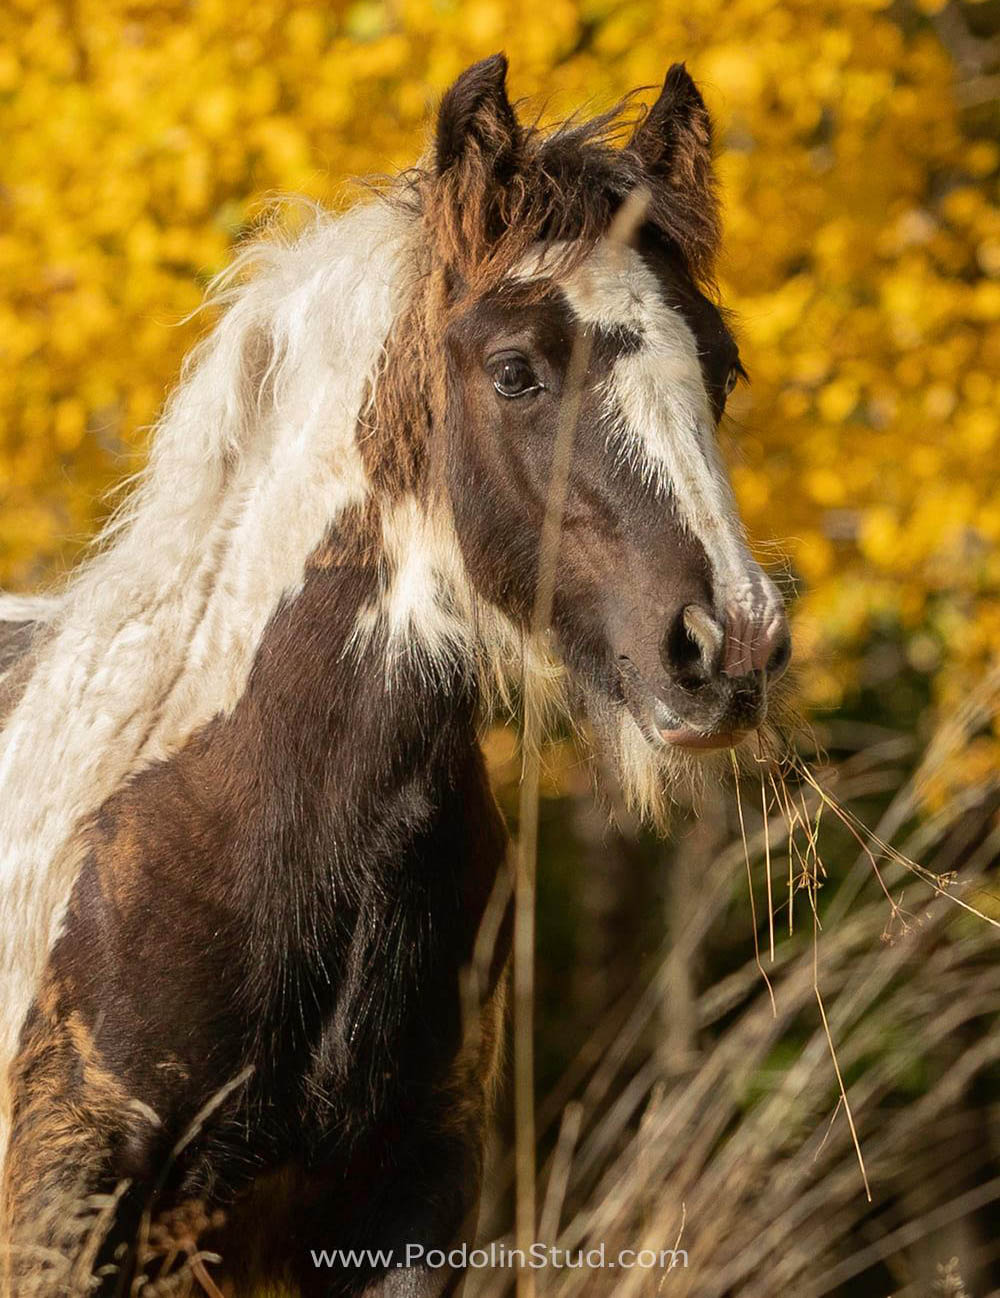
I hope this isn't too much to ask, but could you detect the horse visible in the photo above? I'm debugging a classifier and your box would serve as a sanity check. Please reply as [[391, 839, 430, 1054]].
[[0, 54, 789, 1297]]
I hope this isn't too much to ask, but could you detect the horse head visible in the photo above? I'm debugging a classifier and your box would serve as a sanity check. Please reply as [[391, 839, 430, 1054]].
[[370, 55, 791, 817]]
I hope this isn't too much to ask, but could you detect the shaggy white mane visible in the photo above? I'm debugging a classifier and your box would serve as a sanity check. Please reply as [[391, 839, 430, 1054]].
[[0, 199, 417, 1163]]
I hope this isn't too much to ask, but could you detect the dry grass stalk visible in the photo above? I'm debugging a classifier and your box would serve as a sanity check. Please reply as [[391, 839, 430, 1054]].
[[513, 186, 651, 1298]]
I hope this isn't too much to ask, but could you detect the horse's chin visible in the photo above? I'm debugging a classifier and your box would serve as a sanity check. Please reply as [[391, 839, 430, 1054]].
[[573, 692, 705, 829], [617, 687, 751, 760]]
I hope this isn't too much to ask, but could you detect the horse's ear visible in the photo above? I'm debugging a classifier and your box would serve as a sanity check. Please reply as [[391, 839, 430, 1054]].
[[628, 64, 714, 191], [627, 64, 720, 276], [435, 53, 520, 178]]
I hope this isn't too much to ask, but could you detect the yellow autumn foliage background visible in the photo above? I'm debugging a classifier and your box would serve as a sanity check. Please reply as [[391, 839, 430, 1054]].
[[1, 0, 998, 770]]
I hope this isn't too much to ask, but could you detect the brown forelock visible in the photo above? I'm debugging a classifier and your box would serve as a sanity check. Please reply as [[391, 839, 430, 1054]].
[[414, 99, 721, 296]]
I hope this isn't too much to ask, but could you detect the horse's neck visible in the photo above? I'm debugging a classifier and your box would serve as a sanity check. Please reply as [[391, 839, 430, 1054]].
[[99, 540, 496, 909], [231, 551, 484, 833], [32, 544, 507, 1129]]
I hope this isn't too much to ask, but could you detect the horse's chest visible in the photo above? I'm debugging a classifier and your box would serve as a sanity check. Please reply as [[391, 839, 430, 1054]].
[[15, 714, 509, 1213], [293, 836, 503, 1138]]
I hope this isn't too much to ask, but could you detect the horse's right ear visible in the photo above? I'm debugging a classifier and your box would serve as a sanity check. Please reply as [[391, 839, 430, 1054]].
[[434, 53, 520, 178], [628, 64, 714, 185]]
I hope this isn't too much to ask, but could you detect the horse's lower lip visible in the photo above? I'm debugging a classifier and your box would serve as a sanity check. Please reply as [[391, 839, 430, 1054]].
[[660, 727, 746, 751]]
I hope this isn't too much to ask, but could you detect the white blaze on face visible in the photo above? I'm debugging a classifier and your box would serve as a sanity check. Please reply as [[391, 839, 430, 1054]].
[[554, 243, 785, 678]]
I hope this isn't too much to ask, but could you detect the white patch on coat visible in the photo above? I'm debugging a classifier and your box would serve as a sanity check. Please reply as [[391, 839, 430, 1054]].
[[347, 489, 569, 744], [379, 496, 474, 676], [0, 200, 415, 1168], [350, 494, 528, 704]]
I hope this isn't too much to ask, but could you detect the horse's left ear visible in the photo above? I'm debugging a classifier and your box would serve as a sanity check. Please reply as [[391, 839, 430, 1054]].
[[628, 64, 714, 191], [429, 55, 525, 278], [435, 53, 521, 178]]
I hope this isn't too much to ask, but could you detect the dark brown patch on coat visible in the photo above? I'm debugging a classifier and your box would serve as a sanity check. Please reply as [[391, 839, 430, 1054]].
[[5, 508, 510, 1295]]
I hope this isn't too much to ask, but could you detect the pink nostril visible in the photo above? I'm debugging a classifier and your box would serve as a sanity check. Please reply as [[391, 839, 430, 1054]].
[[722, 608, 754, 677], [682, 605, 724, 675], [722, 609, 790, 678]]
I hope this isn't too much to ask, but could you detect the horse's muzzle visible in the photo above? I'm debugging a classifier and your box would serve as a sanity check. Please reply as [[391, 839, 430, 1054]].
[[617, 599, 791, 753]]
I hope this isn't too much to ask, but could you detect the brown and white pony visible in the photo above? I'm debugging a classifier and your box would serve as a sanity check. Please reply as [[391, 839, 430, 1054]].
[[0, 55, 788, 1297]]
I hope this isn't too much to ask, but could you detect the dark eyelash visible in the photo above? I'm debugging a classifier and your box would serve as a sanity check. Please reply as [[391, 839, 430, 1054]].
[[733, 358, 750, 385]]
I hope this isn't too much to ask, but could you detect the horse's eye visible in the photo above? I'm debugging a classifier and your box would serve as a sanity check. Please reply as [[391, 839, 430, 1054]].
[[492, 356, 541, 399], [725, 360, 747, 398]]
